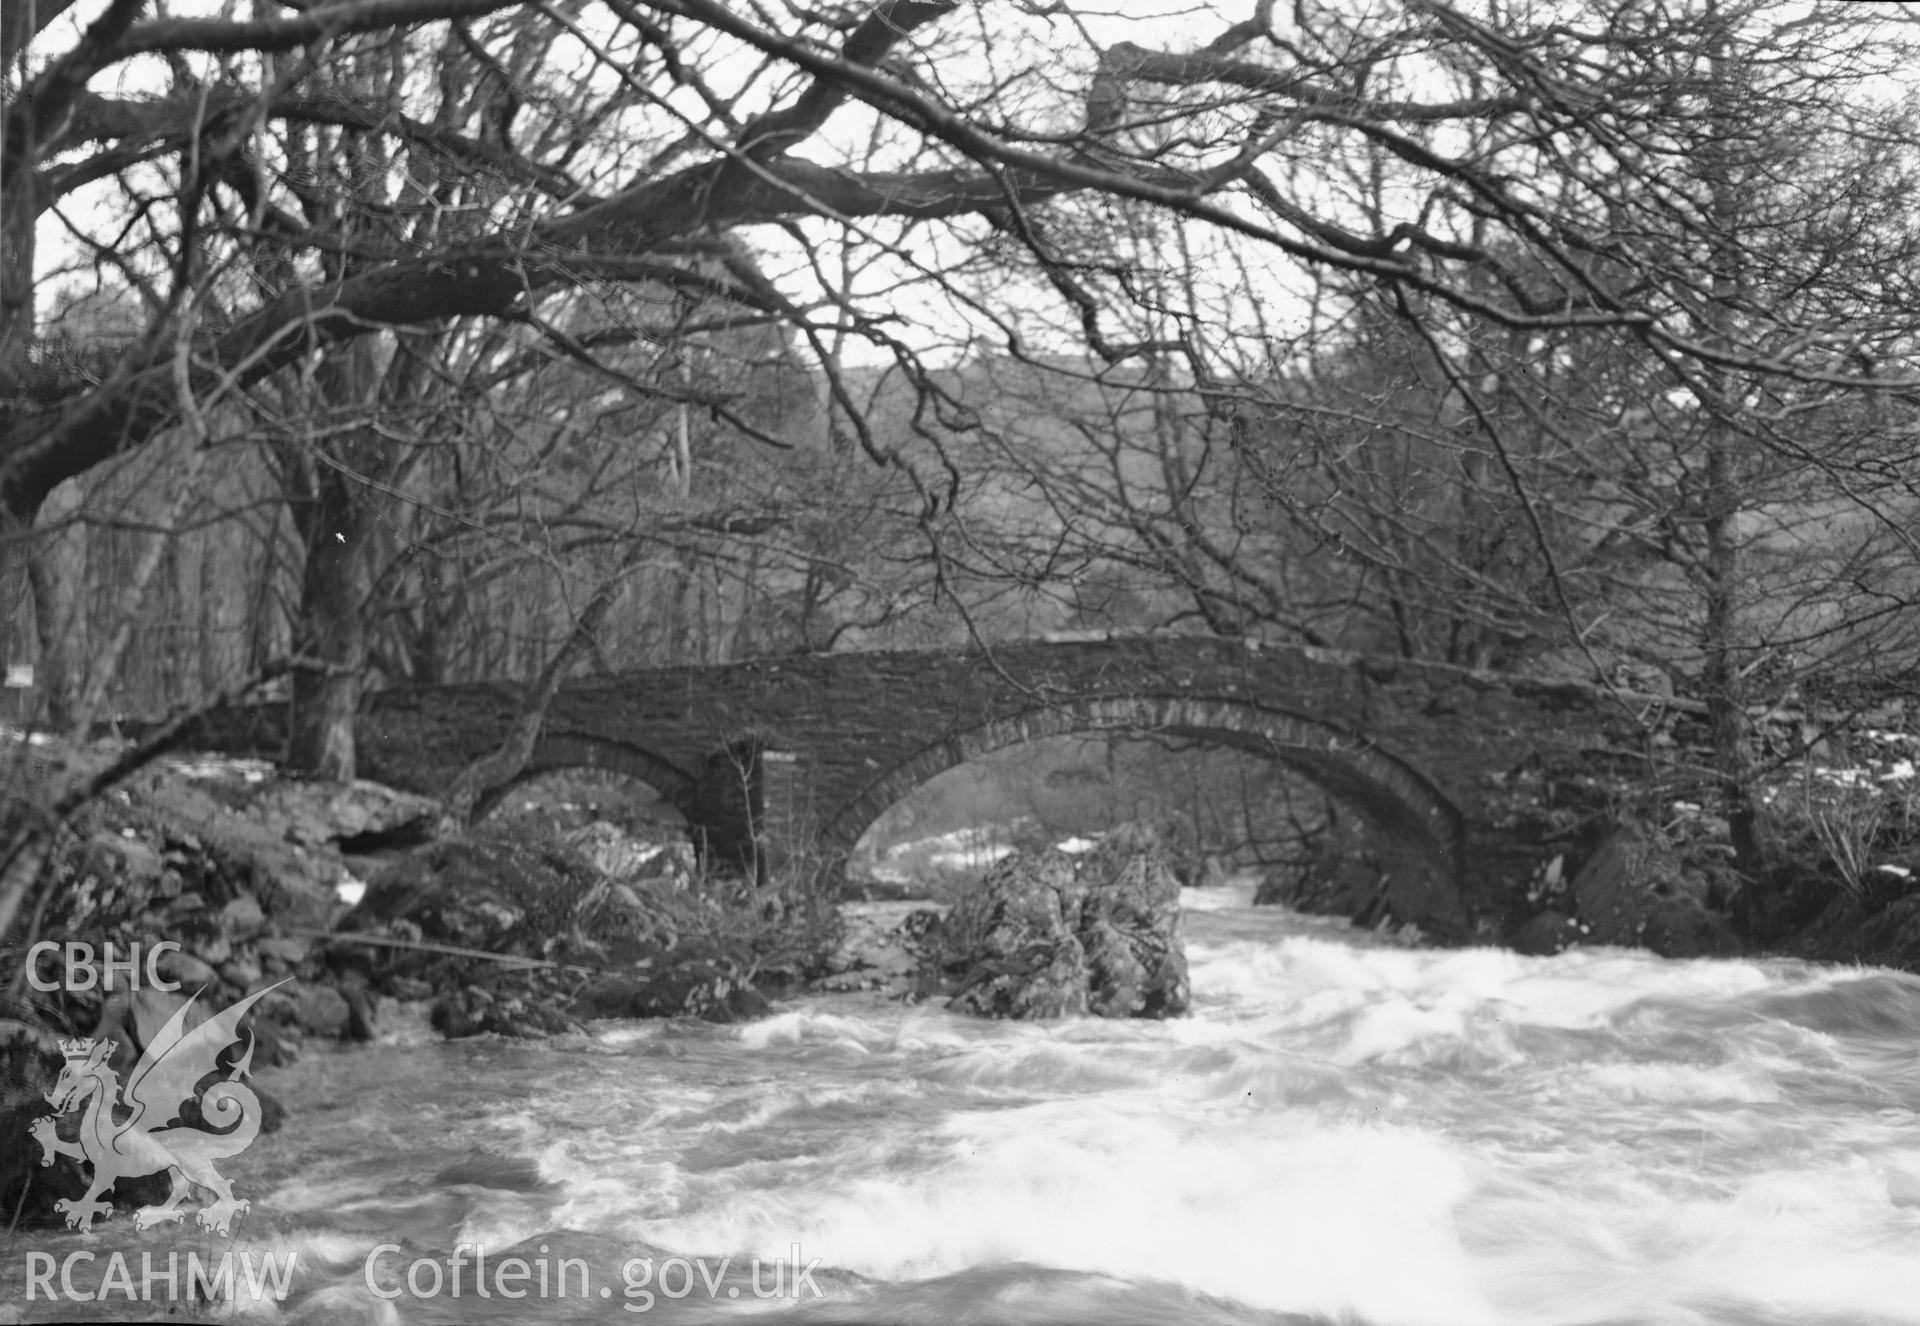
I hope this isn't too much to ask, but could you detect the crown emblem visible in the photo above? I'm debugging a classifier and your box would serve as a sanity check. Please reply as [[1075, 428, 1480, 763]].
[[57, 1038, 98, 1061]]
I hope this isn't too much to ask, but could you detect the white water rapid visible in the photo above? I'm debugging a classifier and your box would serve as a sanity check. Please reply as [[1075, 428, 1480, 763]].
[[8, 881, 1920, 1325]]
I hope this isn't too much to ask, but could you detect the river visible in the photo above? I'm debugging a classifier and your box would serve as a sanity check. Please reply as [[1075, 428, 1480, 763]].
[[7, 881, 1920, 1325]]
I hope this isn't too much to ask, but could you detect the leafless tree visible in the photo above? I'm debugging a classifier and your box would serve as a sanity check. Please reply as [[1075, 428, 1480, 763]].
[[3, 0, 1918, 855]]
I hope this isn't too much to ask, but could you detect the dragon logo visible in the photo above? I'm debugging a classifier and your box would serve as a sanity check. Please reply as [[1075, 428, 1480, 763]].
[[29, 982, 284, 1235]]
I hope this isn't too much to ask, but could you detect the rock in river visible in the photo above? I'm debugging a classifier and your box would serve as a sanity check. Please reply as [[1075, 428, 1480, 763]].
[[936, 826, 1189, 1019]]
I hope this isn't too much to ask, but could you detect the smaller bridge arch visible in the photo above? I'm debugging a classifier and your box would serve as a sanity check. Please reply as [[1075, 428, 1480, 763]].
[[473, 734, 695, 822]]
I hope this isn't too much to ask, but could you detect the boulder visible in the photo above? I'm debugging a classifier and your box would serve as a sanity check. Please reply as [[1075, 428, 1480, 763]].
[[218, 956, 263, 990], [1511, 909, 1580, 956], [156, 949, 218, 989], [1571, 823, 1664, 944], [1734, 860, 1844, 943], [289, 986, 354, 1038], [86, 831, 164, 888], [239, 779, 441, 849], [1569, 823, 1742, 958], [1793, 892, 1920, 971], [571, 963, 769, 1023], [1074, 830, 1190, 1017], [256, 935, 314, 966], [936, 827, 1188, 1019], [221, 893, 267, 937], [939, 849, 1089, 1018], [431, 986, 584, 1039], [1640, 900, 1743, 959]]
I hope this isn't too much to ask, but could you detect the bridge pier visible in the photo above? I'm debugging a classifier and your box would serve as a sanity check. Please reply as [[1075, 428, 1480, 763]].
[[682, 743, 766, 879], [681, 743, 834, 885]]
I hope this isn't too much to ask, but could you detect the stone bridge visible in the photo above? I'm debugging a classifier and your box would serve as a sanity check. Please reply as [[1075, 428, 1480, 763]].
[[228, 636, 1653, 937]]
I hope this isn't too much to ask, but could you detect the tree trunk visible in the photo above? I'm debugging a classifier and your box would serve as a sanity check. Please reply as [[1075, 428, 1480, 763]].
[[1701, 437, 1762, 875], [26, 537, 78, 731], [0, 157, 35, 375], [1699, 3, 1765, 878], [287, 466, 374, 780]]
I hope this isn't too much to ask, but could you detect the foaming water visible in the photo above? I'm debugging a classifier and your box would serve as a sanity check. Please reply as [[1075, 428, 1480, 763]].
[[9, 884, 1920, 1324]]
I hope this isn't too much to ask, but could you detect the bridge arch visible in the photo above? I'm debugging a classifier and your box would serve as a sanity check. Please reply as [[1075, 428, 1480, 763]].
[[817, 695, 1468, 929], [473, 733, 695, 822]]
